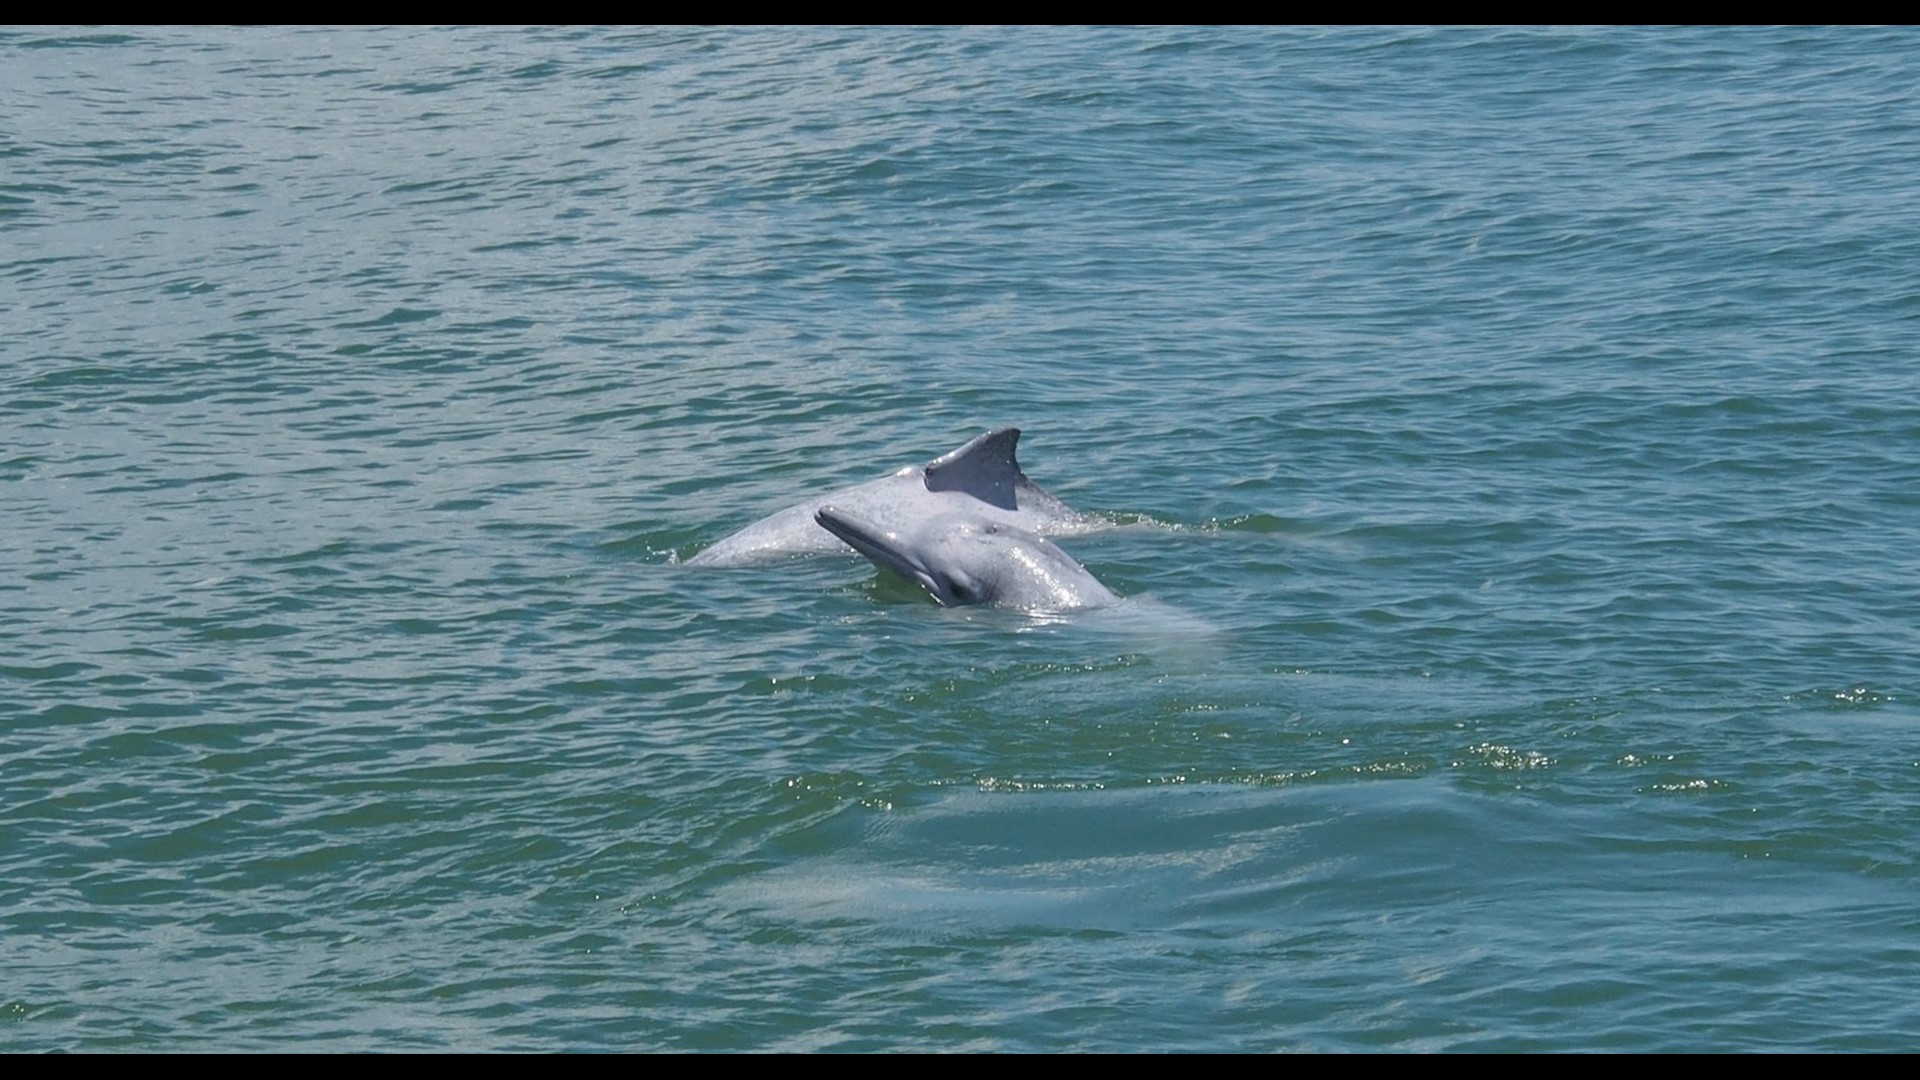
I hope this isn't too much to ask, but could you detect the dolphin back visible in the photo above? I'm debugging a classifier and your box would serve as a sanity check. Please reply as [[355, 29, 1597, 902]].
[[688, 426, 1092, 566]]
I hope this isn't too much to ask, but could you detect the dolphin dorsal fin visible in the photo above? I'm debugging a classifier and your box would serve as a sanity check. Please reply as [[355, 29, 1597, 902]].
[[923, 427, 1023, 510]]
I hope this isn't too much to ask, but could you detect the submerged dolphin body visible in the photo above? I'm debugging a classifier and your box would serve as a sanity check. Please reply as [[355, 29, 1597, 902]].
[[686, 428, 1089, 567], [814, 505, 1118, 612]]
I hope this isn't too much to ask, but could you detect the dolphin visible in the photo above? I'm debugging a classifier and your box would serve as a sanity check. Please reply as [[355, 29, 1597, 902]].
[[813, 505, 1118, 612], [686, 428, 1091, 567]]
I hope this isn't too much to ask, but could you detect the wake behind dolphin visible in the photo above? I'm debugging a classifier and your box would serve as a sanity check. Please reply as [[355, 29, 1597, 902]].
[[686, 428, 1093, 567]]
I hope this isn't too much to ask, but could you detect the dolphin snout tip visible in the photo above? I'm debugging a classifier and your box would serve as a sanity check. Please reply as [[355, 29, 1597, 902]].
[[814, 505, 866, 541]]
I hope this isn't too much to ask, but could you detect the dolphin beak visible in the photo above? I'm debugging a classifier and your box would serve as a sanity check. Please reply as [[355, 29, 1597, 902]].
[[814, 506, 939, 598]]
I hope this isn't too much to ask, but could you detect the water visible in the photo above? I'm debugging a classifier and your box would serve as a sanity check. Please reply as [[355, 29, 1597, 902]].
[[5, 26, 1919, 1050]]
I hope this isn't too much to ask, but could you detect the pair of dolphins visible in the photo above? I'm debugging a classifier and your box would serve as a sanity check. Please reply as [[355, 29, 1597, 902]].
[[687, 428, 1118, 612]]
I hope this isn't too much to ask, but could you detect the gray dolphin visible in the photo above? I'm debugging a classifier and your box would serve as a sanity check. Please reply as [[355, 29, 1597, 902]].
[[686, 428, 1091, 566], [813, 506, 1118, 612]]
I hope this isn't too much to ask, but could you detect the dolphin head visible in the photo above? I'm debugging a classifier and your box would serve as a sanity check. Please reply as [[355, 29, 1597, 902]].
[[814, 506, 987, 606], [814, 506, 1115, 611]]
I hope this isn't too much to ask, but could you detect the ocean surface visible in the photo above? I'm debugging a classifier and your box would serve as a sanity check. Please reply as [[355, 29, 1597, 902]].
[[5, 26, 1920, 1051]]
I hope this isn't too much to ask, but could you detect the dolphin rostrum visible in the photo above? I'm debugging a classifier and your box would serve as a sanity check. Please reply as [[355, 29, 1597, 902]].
[[686, 428, 1091, 567], [813, 505, 1118, 612]]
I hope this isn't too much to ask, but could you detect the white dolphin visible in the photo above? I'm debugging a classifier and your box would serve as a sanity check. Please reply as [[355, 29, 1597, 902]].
[[813, 505, 1118, 612], [686, 428, 1091, 567]]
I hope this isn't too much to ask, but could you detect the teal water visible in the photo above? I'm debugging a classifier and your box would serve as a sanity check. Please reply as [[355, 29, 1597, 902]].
[[5, 26, 1920, 1050]]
